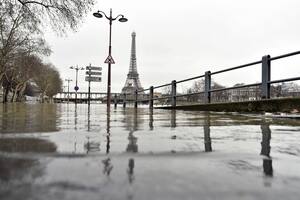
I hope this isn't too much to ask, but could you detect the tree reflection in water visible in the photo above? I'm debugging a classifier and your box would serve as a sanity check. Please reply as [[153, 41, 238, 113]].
[[0, 138, 57, 153], [0, 156, 44, 182], [0, 103, 60, 133], [0, 138, 54, 196]]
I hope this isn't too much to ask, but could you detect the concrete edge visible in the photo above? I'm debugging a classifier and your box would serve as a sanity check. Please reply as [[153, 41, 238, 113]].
[[155, 97, 300, 113]]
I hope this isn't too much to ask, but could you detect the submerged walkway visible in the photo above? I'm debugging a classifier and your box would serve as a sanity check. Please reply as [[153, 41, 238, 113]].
[[1, 104, 300, 200]]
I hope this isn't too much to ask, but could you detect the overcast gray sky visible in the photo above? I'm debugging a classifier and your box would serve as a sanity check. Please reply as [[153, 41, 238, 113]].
[[45, 0, 300, 93]]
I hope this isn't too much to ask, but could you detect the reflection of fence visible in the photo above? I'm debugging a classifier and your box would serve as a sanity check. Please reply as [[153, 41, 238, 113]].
[[125, 51, 300, 108]]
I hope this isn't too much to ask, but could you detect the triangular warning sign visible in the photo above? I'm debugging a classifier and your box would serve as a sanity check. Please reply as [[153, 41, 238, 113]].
[[104, 55, 115, 64]]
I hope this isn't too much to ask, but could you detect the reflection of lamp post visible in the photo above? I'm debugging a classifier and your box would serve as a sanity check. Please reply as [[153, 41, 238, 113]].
[[70, 66, 84, 104], [65, 78, 72, 103], [63, 85, 67, 92], [93, 8, 128, 109]]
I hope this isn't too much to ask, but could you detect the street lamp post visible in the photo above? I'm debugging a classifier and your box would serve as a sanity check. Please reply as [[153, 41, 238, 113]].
[[93, 8, 128, 109], [70, 66, 84, 104], [65, 78, 73, 103]]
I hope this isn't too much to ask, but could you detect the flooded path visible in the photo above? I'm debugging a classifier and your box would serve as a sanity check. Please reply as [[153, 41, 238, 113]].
[[1, 103, 300, 200]]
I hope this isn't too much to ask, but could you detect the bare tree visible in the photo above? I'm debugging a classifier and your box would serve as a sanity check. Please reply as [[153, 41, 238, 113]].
[[191, 79, 205, 93], [279, 82, 300, 97], [10, 54, 42, 102], [0, 1, 50, 86], [185, 79, 205, 102], [1, 0, 94, 102], [188, 79, 227, 102], [11, 0, 95, 33], [45, 66, 62, 99], [211, 81, 227, 102], [33, 63, 62, 102], [162, 85, 172, 96]]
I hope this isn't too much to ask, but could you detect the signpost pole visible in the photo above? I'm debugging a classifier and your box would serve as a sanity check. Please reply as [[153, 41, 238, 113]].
[[85, 65, 102, 105], [75, 67, 78, 104], [88, 64, 91, 106]]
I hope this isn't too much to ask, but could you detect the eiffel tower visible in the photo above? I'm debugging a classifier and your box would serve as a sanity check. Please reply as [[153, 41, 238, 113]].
[[121, 32, 144, 94]]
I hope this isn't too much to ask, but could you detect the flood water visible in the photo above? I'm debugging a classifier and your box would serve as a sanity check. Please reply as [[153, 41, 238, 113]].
[[0, 103, 300, 200]]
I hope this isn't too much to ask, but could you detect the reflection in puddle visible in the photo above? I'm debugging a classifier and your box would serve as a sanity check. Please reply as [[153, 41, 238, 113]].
[[127, 131, 138, 153], [125, 108, 138, 153], [106, 109, 111, 154], [102, 158, 113, 176], [0, 104, 300, 200], [0, 138, 57, 153], [0, 157, 41, 181], [84, 136, 100, 154], [149, 108, 153, 130], [260, 122, 273, 177], [0, 103, 60, 133], [127, 158, 135, 184], [204, 112, 212, 152], [127, 158, 135, 200]]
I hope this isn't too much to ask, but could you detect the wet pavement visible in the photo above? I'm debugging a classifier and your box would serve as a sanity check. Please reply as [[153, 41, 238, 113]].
[[0, 103, 300, 200]]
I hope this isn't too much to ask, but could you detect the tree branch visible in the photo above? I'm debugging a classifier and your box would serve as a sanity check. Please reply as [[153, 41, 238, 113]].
[[17, 0, 53, 9]]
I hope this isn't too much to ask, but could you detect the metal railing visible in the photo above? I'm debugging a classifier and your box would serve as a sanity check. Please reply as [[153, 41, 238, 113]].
[[121, 50, 300, 108]]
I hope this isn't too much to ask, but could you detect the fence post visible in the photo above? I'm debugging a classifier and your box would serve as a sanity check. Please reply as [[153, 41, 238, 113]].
[[261, 55, 271, 99], [134, 89, 138, 108], [123, 93, 126, 108], [149, 86, 154, 109], [204, 71, 211, 103], [171, 80, 177, 107]]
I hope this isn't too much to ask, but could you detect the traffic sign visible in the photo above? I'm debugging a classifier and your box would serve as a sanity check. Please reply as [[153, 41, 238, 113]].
[[85, 76, 101, 82], [74, 86, 79, 91], [86, 66, 102, 71], [86, 71, 102, 76], [104, 55, 115, 64]]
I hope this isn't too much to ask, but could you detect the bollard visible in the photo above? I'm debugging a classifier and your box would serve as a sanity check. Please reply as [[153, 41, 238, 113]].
[[134, 89, 138, 108], [149, 86, 154, 109], [204, 71, 211, 104], [261, 55, 271, 99], [171, 80, 176, 107]]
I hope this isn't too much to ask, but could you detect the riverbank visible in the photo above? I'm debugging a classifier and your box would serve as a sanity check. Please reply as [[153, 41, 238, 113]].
[[158, 97, 300, 113]]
